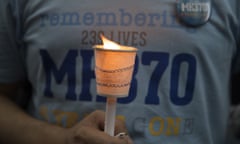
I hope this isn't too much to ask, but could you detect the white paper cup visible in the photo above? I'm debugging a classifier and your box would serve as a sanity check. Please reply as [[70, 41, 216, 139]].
[[94, 45, 137, 97]]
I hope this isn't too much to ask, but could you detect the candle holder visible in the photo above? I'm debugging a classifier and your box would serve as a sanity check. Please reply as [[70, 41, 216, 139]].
[[93, 36, 137, 136]]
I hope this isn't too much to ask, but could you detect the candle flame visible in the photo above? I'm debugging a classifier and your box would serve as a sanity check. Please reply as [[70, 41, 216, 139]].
[[101, 35, 120, 50]]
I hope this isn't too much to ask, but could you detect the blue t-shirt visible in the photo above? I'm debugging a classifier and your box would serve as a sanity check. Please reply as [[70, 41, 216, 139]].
[[0, 0, 239, 144]]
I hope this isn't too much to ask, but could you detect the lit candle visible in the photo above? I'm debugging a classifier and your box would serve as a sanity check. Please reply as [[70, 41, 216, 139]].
[[93, 35, 137, 136]]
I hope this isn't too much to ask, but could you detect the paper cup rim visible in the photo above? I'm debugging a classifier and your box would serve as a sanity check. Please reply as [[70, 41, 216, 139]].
[[93, 45, 137, 52]]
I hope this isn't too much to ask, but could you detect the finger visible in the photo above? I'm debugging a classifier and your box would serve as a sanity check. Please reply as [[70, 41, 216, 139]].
[[79, 110, 105, 130], [87, 110, 130, 140], [75, 126, 131, 144], [115, 133, 133, 144], [114, 118, 128, 135], [74, 110, 133, 144], [82, 110, 128, 134]]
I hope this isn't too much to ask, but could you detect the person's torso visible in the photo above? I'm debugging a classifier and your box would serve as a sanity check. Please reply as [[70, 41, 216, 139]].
[[17, 0, 240, 143]]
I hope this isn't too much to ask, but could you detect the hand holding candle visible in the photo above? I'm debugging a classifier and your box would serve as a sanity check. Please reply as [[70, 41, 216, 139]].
[[93, 35, 137, 136]]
